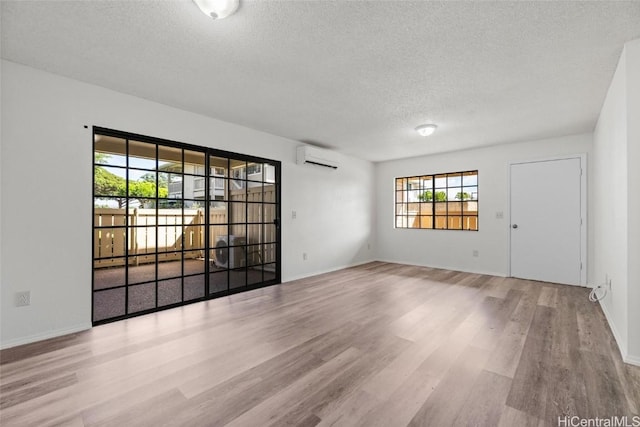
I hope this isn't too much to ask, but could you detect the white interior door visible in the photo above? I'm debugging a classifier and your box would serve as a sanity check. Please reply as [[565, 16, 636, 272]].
[[510, 158, 583, 286]]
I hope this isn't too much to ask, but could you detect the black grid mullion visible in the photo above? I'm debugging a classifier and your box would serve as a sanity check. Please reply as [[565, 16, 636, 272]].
[[124, 138, 130, 315], [244, 175, 249, 287], [431, 177, 435, 229], [446, 180, 450, 230], [261, 197, 265, 283], [180, 148, 185, 303], [204, 153, 210, 296], [154, 143, 159, 310], [226, 159, 231, 292]]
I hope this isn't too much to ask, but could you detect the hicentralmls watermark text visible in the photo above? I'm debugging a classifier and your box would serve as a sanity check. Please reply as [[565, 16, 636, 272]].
[[558, 416, 640, 427]]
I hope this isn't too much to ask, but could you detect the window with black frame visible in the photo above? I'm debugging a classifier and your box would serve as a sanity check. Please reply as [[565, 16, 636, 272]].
[[92, 128, 281, 324], [395, 170, 478, 230]]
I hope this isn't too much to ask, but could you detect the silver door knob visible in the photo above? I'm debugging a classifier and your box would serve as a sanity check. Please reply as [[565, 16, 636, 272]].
[[512, 224, 518, 229]]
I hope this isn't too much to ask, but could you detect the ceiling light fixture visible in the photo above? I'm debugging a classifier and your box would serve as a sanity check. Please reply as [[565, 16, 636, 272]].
[[193, 0, 239, 20], [415, 124, 438, 137]]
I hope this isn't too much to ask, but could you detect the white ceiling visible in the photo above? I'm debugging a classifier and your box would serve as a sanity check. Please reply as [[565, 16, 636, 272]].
[[2, 1, 639, 162]]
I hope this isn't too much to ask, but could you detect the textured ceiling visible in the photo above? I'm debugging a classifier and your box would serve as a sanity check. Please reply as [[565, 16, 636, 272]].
[[2, 1, 640, 162]]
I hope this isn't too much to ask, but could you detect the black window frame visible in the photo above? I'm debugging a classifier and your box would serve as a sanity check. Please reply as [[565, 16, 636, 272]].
[[92, 127, 281, 325], [395, 170, 478, 231]]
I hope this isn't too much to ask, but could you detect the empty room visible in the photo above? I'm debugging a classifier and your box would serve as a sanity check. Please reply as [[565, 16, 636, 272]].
[[1, 1, 639, 426]]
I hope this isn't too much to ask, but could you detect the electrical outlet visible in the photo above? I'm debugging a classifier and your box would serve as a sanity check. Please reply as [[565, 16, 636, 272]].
[[367, 243, 371, 250], [495, 211, 504, 219], [472, 250, 479, 257], [292, 210, 297, 219], [303, 252, 307, 261], [15, 291, 31, 307]]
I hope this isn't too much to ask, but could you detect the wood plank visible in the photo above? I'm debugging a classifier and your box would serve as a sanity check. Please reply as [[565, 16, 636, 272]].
[[542, 365, 587, 427], [484, 281, 540, 378], [505, 305, 555, 419], [225, 347, 365, 427], [355, 371, 439, 427], [537, 286, 558, 308], [265, 332, 413, 427], [0, 373, 78, 410], [88, 388, 189, 427], [407, 346, 491, 426], [315, 390, 380, 427], [497, 405, 542, 427], [452, 370, 512, 426], [579, 350, 634, 419], [470, 289, 523, 351]]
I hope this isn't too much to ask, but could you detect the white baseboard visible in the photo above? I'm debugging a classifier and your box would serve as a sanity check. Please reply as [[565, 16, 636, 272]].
[[0, 323, 92, 350], [624, 353, 640, 367], [374, 258, 506, 278], [283, 259, 376, 283], [597, 300, 640, 367]]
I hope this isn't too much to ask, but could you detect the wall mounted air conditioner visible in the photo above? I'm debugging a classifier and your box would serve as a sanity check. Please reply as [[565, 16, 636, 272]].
[[296, 146, 339, 169], [214, 235, 246, 269]]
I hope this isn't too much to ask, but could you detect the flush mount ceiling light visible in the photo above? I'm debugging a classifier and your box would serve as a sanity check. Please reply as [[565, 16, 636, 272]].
[[193, 0, 239, 19], [415, 124, 438, 137]]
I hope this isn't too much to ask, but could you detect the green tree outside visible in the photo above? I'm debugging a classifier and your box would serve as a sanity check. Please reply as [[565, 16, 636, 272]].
[[94, 165, 127, 208], [94, 154, 166, 208], [418, 190, 448, 202], [418, 190, 433, 202]]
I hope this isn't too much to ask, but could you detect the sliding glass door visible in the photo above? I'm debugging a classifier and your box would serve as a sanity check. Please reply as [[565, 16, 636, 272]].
[[92, 128, 281, 324]]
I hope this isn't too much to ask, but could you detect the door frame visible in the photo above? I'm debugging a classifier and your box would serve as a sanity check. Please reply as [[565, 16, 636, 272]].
[[507, 153, 588, 286]]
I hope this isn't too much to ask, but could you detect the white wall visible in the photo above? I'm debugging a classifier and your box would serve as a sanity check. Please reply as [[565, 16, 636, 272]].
[[627, 39, 640, 363], [375, 134, 593, 278], [593, 47, 629, 359], [0, 15, 4, 338], [284, 157, 375, 281], [593, 38, 640, 365], [0, 60, 375, 348]]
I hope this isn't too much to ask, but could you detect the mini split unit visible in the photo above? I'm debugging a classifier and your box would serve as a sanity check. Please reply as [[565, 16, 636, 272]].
[[296, 146, 339, 169], [214, 235, 246, 269]]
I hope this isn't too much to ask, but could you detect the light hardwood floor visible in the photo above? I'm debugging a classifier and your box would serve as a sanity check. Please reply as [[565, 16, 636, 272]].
[[1, 262, 639, 426]]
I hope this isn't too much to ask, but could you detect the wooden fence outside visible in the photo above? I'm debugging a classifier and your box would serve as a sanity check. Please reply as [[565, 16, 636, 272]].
[[94, 185, 277, 268], [400, 201, 478, 230]]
